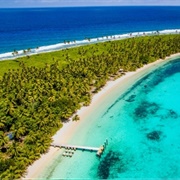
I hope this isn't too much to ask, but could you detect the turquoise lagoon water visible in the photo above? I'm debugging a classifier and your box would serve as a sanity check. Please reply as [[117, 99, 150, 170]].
[[40, 58, 180, 179]]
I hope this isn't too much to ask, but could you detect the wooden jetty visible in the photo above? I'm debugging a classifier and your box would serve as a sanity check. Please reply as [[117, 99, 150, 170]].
[[51, 139, 108, 157], [51, 143, 99, 152]]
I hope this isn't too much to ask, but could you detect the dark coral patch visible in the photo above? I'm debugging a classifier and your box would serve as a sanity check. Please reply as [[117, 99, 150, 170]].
[[125, 94, 136, 102], [168, 109, 178, 119], [134, 101, 159, 119], [147, 130, 162, 141], [97, 151, 126, 179], [160, 109, 178, 120]]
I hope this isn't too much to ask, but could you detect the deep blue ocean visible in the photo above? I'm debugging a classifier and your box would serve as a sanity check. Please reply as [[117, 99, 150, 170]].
[[0, 6, 180, 55]]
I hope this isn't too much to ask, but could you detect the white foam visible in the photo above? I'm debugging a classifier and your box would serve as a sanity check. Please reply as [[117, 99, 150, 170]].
[[0, 29, 179, 61]]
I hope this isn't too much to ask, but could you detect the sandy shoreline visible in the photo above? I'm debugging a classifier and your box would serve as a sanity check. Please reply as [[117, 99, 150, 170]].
[[24, 53, 180, 179]]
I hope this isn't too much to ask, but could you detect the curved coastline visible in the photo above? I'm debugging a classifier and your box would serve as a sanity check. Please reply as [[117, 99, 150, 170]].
[[24, 53, 180, 179], [1, 29, 180, 61]]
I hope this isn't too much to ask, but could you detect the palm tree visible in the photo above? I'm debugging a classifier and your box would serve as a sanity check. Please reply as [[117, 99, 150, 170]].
[[23, 50, 27, 55], [0, 132, 9, 147], [72, 115, 80, 121], [12, 49, 18, 56], [27, 48, 31, 53]]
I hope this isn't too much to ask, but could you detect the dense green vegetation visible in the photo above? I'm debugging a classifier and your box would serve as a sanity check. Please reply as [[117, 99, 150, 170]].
[[0, 34, 180, 179], [0, 42, 111, 78]]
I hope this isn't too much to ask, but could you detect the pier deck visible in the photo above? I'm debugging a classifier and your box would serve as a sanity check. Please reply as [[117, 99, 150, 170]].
[[51, 139, 108, 157], [51, 143, 99, 151]]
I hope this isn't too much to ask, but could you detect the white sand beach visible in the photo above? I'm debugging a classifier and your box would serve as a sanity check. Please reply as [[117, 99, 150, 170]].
[[24, 53, 180, 179]]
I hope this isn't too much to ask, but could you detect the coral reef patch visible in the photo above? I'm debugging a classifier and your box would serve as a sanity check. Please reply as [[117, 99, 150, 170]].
[[146, 130, 162, 141], [97, 150, 127, 179]]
